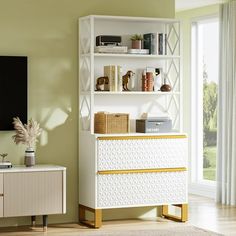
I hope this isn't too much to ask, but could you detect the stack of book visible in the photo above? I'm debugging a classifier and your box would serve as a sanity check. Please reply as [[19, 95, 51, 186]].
[[128, 49, 149, 54], [95, 46, 128, 54], [143, 33, 167, 55], [103, 65, 123, 92]]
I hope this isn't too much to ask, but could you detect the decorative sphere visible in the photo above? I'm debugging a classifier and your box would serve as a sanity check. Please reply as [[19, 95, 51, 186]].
[[160, 84, 172, 92]]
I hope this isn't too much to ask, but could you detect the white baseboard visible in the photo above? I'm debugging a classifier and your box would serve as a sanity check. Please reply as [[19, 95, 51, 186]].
[[189, 183, 216, 199]]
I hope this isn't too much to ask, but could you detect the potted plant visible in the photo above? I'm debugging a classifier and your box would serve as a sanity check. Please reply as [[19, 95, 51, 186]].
[[12, 117, 42, 167], [130, 34, 143, 49]]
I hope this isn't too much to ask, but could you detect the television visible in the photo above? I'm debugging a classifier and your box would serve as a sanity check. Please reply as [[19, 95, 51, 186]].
[[0, 56, 27, 130]]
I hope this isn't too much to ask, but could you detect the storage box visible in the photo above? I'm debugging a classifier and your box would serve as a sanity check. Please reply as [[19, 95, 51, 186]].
[[136, 118, 172, 133], [94, 112, 129, 134]]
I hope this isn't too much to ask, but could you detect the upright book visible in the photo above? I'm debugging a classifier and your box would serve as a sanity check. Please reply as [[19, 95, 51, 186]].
[[143, 33, 167, 55], [104, 65, 124, 91]]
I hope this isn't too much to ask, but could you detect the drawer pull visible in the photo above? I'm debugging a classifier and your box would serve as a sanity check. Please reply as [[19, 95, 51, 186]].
[[98, 167, 187, 175], [0, 194, 3, 197], [98, 135, 187, 140], [97, 135, 187, 140]]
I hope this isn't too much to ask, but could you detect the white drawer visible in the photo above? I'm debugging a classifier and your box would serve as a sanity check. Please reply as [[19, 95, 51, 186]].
[[0, 196, 3, 217], [97, 137, 187, 171], [97, 171, 187, 208], [0, 173, 3, 194]]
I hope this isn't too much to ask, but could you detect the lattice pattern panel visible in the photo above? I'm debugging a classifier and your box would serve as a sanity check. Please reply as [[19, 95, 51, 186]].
[[79, 95, 91, 131], [165, 59, 180, 92], [166, 22, 180, 56], [163, 58, 180, 130], [80, 56, 91, 92], [79, 17, 92, 131], [97, 138, 187, 171], [167, 95, 180, 130], [79, 18, 91, 54], [97, 171, 187, 208]]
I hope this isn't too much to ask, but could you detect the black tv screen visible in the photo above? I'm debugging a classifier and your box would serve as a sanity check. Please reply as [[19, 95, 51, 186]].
[[0, 56, 27, 130]]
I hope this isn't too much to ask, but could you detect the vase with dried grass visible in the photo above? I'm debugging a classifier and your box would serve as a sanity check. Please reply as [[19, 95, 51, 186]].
[[12, 117, 42, 167]]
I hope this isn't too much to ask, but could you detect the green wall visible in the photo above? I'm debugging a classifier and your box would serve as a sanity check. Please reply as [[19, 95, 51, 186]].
[[0, 0, 174, 227]]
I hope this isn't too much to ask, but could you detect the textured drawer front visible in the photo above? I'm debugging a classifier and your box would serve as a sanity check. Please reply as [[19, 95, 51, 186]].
[[97, 137, 187, 170], [97, 171, 187, 208], [0, 174, 3, 194], [0, 196, 3, 217]]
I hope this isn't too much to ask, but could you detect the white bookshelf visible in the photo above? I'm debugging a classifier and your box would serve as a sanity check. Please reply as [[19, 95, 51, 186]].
[[78, 15, 187, 228], [79, 15, 182, 134]]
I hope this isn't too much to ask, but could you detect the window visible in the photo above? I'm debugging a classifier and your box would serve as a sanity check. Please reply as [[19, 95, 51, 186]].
[[191, 16, 219, 196]]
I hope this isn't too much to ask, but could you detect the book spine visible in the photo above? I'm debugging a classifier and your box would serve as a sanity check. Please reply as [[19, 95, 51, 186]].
[[151, 33, 155, 55], [164, 33, 167, 55], [143, 33, 152, 55], [104, 65, 112, 91], [110, 65, 116, 92], [154, 33, 159, 55], [158, 33, 164, 55], [117, 66, 123, 92]]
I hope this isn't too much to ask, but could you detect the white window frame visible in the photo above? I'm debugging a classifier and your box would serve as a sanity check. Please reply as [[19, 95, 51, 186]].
[[189, 15, 219, 198]]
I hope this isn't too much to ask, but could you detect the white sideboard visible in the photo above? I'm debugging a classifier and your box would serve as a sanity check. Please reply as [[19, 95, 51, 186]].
[[79, 133, 188, 228], [0, 165, 66, 230]]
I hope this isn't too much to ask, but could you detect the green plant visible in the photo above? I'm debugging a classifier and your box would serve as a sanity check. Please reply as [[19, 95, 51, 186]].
[[130, 34, 143, 41]]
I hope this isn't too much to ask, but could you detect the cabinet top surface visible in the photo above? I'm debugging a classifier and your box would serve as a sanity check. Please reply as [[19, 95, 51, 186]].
[[0, 165, 66, 173], [79, 132, 187, 138]]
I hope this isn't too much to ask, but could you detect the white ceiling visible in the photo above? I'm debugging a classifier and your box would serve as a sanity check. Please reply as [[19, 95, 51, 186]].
[[175, 0, 227, 12]]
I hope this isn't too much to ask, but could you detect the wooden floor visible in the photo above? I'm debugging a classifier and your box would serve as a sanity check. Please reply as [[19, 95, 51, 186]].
[[0, 194, 236, 235]]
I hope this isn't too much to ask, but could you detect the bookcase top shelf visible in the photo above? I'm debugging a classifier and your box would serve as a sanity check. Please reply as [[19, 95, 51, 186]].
[[81, 53, 180, 59], [93, 91, 180, 95], [80, 15, 180, 24]]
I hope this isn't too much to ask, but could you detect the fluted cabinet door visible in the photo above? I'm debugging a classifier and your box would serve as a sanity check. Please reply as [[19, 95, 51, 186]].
[[4, 171, 63, 217], [0, 173, 3, 217], [0, 173, 3, 194], [0, 197, 3, 217]]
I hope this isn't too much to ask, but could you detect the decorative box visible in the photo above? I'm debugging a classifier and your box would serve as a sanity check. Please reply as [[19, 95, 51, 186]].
[[136, 118, 172, 133], [94, 112, 129, 134]]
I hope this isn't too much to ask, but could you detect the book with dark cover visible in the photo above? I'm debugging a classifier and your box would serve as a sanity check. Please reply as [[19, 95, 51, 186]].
[[164, 33, 167, 55], [144, 33, 155, 54], [158, 33, 164, 55]]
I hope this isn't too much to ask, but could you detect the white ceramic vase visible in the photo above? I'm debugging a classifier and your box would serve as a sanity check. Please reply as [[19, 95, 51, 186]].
[[25, 147, 35, 167]]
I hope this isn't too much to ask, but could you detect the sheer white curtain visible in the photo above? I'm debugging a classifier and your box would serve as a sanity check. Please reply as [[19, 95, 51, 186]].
[[217, 0, 236, 205]]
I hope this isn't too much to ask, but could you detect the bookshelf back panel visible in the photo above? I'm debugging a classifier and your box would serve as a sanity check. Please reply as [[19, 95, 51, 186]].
[[94, 20, 166, 48], [94, 95, 178, 132], [94, 57, 165, 92]]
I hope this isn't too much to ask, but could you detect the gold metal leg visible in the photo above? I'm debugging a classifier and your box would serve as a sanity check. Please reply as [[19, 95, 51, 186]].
[[79, 204, 102, 228], [162, 204, 188, 222]]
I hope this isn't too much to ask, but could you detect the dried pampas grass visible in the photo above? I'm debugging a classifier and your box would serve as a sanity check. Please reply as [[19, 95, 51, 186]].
[[12, 117, 42, 148]]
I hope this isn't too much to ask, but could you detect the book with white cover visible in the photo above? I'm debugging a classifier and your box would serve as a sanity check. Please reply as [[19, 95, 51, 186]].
[[104, 65, 117, 91], [95, 46, 128, 54], [128, 49, 149, 54], [117, 66, 123, 92]]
